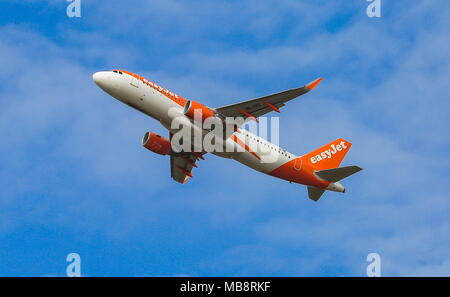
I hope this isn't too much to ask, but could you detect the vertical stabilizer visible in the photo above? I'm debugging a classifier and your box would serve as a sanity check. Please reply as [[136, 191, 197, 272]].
[[302, 138, 352, 170]]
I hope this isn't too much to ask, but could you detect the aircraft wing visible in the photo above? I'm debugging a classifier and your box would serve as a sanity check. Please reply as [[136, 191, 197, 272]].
[[170, 152, 204, 184], [215, 78, 323, 122]]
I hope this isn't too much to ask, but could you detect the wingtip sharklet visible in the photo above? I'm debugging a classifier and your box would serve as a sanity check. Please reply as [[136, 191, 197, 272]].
[[306, 77, 323, 91]]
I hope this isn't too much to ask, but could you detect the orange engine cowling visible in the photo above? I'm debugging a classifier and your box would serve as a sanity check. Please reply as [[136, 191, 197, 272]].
[[142, 132, 171, 155], [183, 100, 216, 122]]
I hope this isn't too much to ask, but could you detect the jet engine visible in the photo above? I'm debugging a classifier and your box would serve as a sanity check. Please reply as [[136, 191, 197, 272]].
[[142, 132, 171, 155], [183, 100, 216, 122]]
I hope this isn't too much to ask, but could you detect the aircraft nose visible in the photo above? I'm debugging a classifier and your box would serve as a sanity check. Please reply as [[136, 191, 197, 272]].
[[93, 71, 117, 93], [93, 71, 107, 86]]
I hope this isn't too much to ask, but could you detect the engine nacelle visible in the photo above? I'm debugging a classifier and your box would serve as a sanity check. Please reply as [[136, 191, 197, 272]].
[[183, 100, 216, 122], [142, 132, 171, 155]]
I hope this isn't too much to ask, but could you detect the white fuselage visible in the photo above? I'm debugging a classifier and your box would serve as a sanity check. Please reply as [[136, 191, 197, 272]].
[[93, 70, 296, 175]]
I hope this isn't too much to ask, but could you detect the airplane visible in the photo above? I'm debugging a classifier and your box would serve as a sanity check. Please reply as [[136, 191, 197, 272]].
[[93, 69, 362, 201]]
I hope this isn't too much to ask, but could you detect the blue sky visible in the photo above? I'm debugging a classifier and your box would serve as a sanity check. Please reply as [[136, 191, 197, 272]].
[[0, 0, 449, 276]]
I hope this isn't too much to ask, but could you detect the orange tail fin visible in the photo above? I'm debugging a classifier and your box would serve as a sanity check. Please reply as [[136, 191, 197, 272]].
[[302, 138, 352, 170]]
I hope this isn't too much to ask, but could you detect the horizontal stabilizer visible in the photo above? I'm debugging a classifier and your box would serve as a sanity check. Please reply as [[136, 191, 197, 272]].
[[315, 166, 363, 182], [308, 186, 325, 202]]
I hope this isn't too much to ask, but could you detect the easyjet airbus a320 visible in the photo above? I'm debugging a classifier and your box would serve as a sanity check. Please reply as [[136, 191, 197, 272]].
[[93, 70, 362, 201]]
